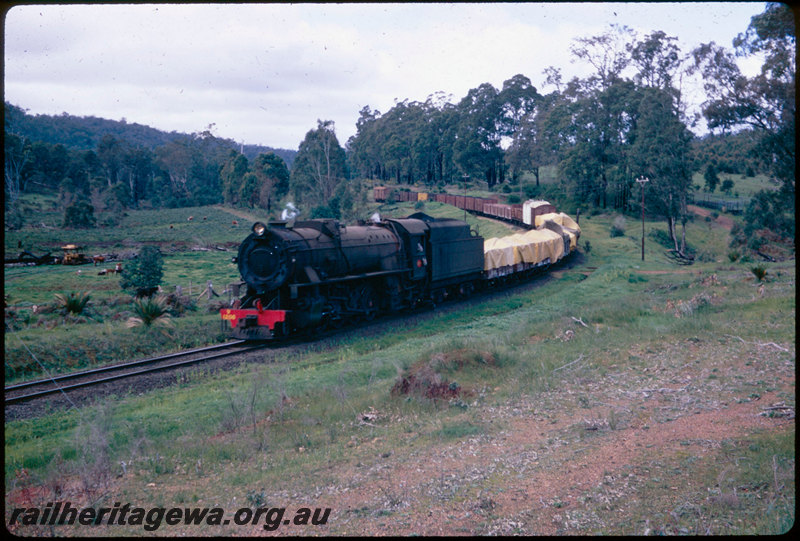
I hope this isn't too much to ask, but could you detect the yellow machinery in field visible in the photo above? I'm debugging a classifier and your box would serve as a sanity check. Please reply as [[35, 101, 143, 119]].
[[60, 244, 88, 265]]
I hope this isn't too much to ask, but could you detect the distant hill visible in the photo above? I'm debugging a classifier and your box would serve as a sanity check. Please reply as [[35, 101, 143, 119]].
[[4, 102, 296, 168]]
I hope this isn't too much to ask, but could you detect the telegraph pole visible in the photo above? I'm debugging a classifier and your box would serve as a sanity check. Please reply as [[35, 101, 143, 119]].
[[462, 174, 469, 221], [636, 176, 649, 261]]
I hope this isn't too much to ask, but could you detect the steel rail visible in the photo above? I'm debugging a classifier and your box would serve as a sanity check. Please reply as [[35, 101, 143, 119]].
[[5, 340, 248, 392], [5, 341, 268, 404]]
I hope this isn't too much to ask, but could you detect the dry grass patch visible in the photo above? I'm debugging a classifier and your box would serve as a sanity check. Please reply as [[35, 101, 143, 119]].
[[391, 348, 498, 400]]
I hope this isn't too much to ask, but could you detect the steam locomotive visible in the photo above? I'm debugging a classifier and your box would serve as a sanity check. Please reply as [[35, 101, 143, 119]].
[[221, 205, 579, 340]]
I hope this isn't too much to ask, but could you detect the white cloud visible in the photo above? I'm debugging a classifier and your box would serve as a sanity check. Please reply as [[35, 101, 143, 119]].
[[4, 2, 769, 149]]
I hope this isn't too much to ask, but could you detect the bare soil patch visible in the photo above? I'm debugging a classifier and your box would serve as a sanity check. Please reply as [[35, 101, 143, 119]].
[[247, 336, 795, 535], [688, 204, 735, 231]]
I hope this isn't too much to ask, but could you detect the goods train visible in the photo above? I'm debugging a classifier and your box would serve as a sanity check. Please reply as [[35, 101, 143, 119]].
[[221, 189, 580, 340], [373, 186, 557, 228]]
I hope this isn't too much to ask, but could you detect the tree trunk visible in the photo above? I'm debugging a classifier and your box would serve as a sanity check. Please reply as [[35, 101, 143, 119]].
[[681, 220, 687, 254]]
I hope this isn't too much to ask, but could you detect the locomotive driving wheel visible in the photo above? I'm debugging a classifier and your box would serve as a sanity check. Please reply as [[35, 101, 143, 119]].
[[348, 283, 377, 321]]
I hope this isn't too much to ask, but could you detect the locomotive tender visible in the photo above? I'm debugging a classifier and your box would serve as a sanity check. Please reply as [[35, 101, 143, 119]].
[[222, 193, 580, 340]]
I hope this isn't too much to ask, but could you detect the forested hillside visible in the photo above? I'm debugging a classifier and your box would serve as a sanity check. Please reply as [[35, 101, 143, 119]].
[[5, 103, 182, 151], [4, 103, 298, 219], [4, 103, 297, 165], [4, 3, 794, 260]]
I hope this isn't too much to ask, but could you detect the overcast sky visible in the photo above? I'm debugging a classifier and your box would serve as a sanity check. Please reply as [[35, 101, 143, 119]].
[[4, 2, 767, 150]]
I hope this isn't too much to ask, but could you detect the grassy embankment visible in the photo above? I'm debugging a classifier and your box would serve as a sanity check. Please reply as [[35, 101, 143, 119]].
[[5, 188, 794, 535]]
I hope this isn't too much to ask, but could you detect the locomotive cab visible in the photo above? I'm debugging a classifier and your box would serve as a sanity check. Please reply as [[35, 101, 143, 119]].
[[385, 217, 429, 281]]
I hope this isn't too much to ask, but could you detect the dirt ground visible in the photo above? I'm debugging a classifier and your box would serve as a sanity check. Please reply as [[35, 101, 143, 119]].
[[242, 336, 794, 536], [687, 204, 735, 231]]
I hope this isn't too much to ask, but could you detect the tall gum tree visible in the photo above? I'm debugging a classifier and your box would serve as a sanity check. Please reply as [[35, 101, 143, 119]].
[[290, 120, 348, 210], [691, 2, 795, 246]]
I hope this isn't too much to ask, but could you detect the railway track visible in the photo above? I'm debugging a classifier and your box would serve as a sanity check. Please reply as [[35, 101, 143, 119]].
[[5, 340, 269, 405], [6, 253, 584, 418]]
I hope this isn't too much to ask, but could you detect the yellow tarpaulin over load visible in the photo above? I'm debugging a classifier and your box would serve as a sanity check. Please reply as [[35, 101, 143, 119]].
[[520, 228, 564, 263], [535, 212, 581, 250], [483, 236, 519, 270], [534, 212, 579, 230], [484, 228, 565, 271]]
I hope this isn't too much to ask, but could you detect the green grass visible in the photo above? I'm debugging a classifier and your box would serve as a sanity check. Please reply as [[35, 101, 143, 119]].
[[691, 172, 777, 200], [5, 200, 794, 535], [376, 200, 522, 238], [5, 202, 248, 255], [6, 255, 793, 532], [5, 249, 239, 309], [591, 429, 796, 535], [4, 314, 229, 381]]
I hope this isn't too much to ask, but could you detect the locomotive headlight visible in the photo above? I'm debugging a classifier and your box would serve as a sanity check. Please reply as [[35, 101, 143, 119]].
[[252, 222, 267, 237]]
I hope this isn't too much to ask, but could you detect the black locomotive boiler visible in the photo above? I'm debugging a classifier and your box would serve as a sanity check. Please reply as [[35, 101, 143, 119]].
[[221, 214, 484, 339]]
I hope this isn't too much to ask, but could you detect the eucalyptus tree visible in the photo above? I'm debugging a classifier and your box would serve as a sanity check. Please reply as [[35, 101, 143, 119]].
[[628, 86, 695, 257], [691, 2, 795, 243], [409, 98, 446, 187], [626, 29, 697, 256], [4, 133, 30, 201], [221, 151, 249, 205], [548, 23, 697, 242], [96, 134, 124, 187], [251, 152, 290, 210], [346, 106, 383, 180], [154, 138, 195, 204], [426, 98, 460, 185], [570, 24, 635, 91], [379, 100, 417, 184], [347, 95, 459, 187], [498, 75, 541, 183], [629, 30, 682, 93], [290, 120, 348, 210], [505, 89, 561, 186], [122, 145, 155, 208], [238, 172, 261, 208], [497, 74, 541, 142], [453, 82, 504, 187], [554, 25, 636, 208], [557, 75, 638, 209]]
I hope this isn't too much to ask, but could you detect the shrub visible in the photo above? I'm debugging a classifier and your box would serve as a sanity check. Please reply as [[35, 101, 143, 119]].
[[649, 228, 674, 248], [728, 251, 740, 262], [751, 266, 767, 282], [120, 246, 164, 294], [310, 203, 338, 219], [747, 235, 765, 251], [164, 294, 196, 316], [610, 216, 626, 238], [523, 184, 541, 199], [63, 200, 96, 228], [53, 292, 91, 315], [720, 179, 735, 195], [126, 295, 172, 328]]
